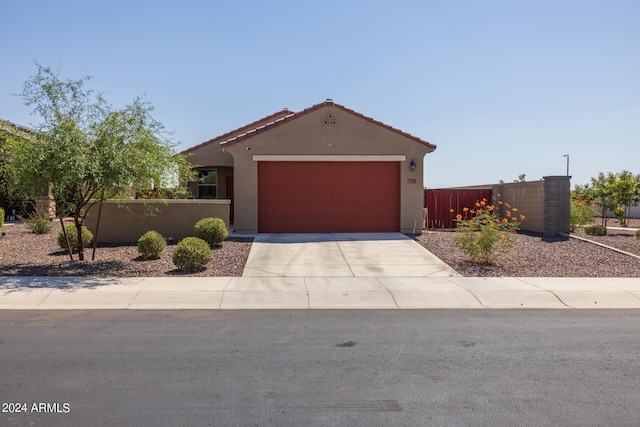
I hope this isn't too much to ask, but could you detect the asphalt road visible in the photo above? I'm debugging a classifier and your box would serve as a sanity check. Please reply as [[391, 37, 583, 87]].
[[1, 310, 639, 426]]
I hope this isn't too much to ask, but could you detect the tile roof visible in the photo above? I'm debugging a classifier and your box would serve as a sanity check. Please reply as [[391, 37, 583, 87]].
[[183, 100, 436, 153], [0, 119, 37, 141], [219, 99, 436, 151], [181, 108, 294, 154]]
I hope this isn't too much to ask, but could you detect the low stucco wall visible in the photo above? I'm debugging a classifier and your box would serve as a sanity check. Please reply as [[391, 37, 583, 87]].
[[84, 199, 230, 243]]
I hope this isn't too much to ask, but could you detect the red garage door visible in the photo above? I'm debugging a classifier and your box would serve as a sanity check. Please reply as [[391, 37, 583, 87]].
[[258, 161, 400, 233]]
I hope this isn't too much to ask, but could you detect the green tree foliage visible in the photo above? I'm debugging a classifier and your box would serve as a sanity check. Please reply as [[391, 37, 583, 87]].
[[585, 171, 640, 227], [0, 120, 35, 216], [614, 170, 640, 226], [1, 64, 196, 260]]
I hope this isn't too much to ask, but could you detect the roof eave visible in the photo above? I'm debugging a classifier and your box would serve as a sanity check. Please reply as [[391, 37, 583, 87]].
[[220, 100, 437, 151]]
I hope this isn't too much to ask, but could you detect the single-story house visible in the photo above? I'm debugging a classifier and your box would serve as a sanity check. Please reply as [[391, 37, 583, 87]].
[[182, 99, 436, 234]]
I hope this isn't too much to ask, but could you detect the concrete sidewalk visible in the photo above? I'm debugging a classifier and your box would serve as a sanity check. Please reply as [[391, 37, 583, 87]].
[[1, 276, 639, 309]]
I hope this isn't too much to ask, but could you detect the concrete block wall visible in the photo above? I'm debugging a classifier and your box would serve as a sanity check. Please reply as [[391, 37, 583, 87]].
[[543, 176, 571, 237]]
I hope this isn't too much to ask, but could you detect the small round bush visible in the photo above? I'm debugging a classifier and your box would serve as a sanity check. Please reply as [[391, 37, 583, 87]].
[[636, 229, 640, 239], [172, 237, 212, 272], [137, 230, 166, 259], [57, 224, 93, 253], [584, 225, 607, 236], [0, 208, 4, 230], [194, 217, 229, 246]]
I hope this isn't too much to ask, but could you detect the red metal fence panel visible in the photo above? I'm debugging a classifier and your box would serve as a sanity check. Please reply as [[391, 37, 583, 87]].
[[424, 189, 492, 229]]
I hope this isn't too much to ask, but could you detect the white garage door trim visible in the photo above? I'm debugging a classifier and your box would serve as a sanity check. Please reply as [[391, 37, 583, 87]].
[[253, 154, 406, 162]]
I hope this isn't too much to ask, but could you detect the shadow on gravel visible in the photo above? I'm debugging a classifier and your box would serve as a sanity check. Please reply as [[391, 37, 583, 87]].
[[0, 260, 129, 280], [0, 275, 124, 292]]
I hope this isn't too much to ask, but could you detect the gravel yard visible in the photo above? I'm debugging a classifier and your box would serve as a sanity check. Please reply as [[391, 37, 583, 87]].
[[414, 219, 640, 277], [0, 222, 252, 277], [1, 219, 639, 278]]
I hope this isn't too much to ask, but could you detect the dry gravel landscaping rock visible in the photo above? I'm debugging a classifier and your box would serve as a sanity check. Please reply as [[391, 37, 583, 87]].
[[413, 224, 640, 277], [573, 228, 640, 257], [0, 222, 252, 277], [1, 220, 639, 278]]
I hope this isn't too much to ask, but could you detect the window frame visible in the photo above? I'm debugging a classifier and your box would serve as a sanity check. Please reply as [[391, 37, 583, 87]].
[[198, 169, 217, 199]]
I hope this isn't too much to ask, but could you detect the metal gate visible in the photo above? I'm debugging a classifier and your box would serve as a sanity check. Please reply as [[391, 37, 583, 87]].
[[424, 189, 492, 229]]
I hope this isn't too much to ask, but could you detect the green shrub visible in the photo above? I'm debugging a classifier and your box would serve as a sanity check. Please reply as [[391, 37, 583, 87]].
[[22, 209, 52, 234], [570, 195, 597, 232], [635, 229, 640, 239], [194, 217, 229, 246], [0, 208, 4, 230], [137, 230, 166, 259], [30, 217, 52, 234], [172, 237, 212, 272], [584, 225, 607, 236], [57, 224, 93, 253]]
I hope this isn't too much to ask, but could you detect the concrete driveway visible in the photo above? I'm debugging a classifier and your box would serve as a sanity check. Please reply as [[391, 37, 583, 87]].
[[242, 233, 460, 277]]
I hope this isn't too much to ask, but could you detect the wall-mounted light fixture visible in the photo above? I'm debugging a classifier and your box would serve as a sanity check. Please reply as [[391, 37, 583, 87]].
[[410, 159, 416, 172]]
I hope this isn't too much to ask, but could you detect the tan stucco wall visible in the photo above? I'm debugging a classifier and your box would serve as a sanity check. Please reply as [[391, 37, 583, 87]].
[[186, 141, 233, 168], [495, 181, 545, 234], [84, 199, 230, 243], [224, 106, 433, 233], [216, 166, 233, 199]]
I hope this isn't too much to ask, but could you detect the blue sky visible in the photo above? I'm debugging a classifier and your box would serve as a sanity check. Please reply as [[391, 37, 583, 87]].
[[1, 0, 638, 188]]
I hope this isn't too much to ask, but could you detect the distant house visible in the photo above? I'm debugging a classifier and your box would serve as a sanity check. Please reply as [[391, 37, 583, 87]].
[[182, 99, 436, 234], [0, 119, 38, 218]]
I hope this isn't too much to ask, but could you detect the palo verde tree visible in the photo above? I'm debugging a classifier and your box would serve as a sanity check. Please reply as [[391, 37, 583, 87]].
[[2, 63, 195, 260]]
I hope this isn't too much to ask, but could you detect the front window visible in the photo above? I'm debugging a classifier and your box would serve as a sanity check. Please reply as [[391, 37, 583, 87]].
[[198, 170, 217, 198]]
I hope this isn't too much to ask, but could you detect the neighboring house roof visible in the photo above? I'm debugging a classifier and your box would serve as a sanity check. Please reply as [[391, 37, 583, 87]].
[[181, 108, 294, 155], [219, 99, 437, 151], [0, 119, 36, 141]]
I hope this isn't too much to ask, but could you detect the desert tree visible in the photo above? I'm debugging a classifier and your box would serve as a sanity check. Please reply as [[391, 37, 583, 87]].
[[586, 171, 640, 227], [2, 63, 195, 260], [613, 170, 640, 226]]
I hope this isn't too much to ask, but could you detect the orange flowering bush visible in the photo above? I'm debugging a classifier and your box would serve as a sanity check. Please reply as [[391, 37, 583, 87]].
[[138, 190, 161, 199], [453, 197, 525, 264]]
